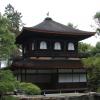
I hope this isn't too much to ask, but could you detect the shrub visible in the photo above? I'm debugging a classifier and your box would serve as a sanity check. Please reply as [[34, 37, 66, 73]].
[[20, 82, 41, 95], [0, 70, 19, 96], [97, 86, 100, 92]]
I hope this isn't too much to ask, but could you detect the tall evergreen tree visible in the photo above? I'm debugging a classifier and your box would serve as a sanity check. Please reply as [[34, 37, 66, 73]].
[[4, 4, 24, 36], [4, 4, 24, 60], [0, 14, 16, 66], [94, 12, 100, 35], [82, 42, 100, 91]]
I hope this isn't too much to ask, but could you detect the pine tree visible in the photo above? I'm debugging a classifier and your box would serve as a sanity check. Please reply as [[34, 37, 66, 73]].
[[4, 4, 24, 36]]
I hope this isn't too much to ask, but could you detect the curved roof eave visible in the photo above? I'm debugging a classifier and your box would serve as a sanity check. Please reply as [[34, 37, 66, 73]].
[[22, 27, 95, 36], [16, 17, 96, 44]]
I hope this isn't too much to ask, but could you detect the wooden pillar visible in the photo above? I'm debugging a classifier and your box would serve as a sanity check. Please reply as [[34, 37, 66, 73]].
[[64, 41, 67, 54]]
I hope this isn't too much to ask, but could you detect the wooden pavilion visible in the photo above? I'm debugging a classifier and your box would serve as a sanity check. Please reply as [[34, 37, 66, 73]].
[[11, 17, 95, 92]]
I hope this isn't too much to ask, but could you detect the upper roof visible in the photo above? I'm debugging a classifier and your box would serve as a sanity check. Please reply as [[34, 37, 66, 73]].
[[30, 17, 94, 34], [16, 17, 95, 43], [24, 17, 95, 35]]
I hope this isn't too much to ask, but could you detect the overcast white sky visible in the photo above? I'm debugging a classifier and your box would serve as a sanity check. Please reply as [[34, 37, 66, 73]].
[[0, 0, 100, 46]]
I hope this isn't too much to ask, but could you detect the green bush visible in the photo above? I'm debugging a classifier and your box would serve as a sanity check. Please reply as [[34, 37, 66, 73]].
[[97, 87, 100, 92], [20, 82, 41, 95], [0, 70, 19, 95]]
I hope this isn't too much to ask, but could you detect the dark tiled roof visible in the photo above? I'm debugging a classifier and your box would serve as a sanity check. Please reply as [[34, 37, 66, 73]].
[[11, 59, 84, 69], [23, 17, 95, 35], [16, 17, 95, 43]]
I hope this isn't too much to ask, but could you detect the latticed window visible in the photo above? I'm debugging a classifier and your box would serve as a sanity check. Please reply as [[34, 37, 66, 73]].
[[54, 42, 61, 50], [40, 41, 47, 49], [58, 73, 86, 83], [68, 42, 74, 50]]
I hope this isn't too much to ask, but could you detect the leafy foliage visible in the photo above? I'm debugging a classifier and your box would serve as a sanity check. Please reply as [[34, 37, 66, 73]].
[[82, 42, 100, 91], [0, 14, 16, 59], [0, 70, 19, 95], [78, 42, 93, 53], [83, 57, 100, 90], [94, 12, 100, 35], [91, 42, 100, 56], [83, 57, 95, 68], [4, 4, 24, 36], [0, 4, 24, 60], [20, 82, 41, 95], [0, 70, 41, 99]]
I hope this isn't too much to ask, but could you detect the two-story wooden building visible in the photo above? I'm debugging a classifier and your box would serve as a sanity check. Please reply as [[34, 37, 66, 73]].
[[11, 17, 95, 92]]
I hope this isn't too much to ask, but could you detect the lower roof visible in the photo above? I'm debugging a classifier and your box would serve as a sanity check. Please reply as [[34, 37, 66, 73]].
[[11, 58, 84, 69]]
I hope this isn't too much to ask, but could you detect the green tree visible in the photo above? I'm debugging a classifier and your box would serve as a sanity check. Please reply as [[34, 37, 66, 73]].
[[3, 4, 24, 60], [83, 57, 100, 91], [0, 14, 16, 60], [0, 70, 19, 99], [4, 4, 24, 36], [78, 42, 93, 53], [82, 42, 100, 91], [91, 42, 100, 56], [94, 12, 100, 35]]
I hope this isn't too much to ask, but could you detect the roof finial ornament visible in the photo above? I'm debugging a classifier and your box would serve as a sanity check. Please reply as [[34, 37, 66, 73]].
[[45, 12, 52, 20], [47, 12, 49, 17]]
